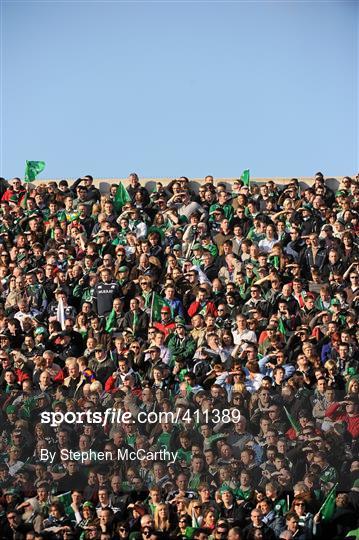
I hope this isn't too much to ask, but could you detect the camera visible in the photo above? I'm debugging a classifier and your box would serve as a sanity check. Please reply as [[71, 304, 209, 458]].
[[215, 317, 224, 328]]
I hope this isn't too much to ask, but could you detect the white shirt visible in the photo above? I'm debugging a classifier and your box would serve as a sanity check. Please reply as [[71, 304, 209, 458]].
[[232, 329, 257, 350], [258, 238, 277, 253]]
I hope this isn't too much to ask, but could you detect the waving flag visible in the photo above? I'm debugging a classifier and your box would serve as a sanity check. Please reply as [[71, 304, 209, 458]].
[[24, 160, 46, 182], [114, 182, 131, 213], [240, 169, 250, 187], [320, 483, 338, 520], [56, 298, 66, 330], [284, 406, 301, 434]]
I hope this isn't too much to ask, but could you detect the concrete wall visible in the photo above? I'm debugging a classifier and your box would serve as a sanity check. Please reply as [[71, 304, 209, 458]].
[[34, 175, 345, 193]]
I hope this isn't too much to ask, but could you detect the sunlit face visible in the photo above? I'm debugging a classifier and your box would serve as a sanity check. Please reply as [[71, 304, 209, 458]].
[[251, 510, 262, 526], [287, 517, 299, 533]]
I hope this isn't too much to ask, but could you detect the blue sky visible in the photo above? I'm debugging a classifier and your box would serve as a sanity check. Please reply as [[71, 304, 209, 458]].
[[1, 0, 358, 180]]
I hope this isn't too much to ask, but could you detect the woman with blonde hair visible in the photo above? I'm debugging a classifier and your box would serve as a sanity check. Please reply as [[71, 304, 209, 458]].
[[154, 502, 172, 533], [100, 194, 109, 212], [188, 499, 204, 528], [127, 340, 143, 367], [346, 377, 359, 396], [91, 202, 101, 218]]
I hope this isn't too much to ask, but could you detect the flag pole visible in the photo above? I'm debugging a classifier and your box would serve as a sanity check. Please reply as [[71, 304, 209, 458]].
[[150, 291, 155, 325], [186, 232, 197, 260]]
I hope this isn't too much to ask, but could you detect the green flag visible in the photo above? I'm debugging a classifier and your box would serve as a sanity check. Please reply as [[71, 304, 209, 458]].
[[346, 528, 359, 539], [145, 292, 170, 323], [105, 309, 117, 333], [24, 161, 46, 182], [240, 169, 250, 187], [283, 406, 301, 434], [20, 396, 37, 419], [57, 490, 72, 511], [278, 317, 287, 337], [320, 483, 338, 520], [114, 182, 131, 213]]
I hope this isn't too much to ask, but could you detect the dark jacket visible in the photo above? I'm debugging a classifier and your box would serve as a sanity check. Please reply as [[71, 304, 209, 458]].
[[93, 281, 122, 317]]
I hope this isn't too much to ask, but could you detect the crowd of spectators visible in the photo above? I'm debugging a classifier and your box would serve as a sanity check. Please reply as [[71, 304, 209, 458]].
[[0, 172, 358, 540]]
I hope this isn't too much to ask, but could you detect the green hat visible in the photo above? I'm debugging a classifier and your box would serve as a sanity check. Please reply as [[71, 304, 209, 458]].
[[173, 244, 182, 251], [16, 253, 27, 263], [335, 190, 348, 197], [83, 501, 95, 509], [192, 243, 202, 251], [178, 215, 189, 224], [6, 405, 16, 414], [118, 266, 128, 273], [331, 298, 341, 306], [175, 316, 186, 327], [34, 327, 46, 336], [219, 485, 232, 494]]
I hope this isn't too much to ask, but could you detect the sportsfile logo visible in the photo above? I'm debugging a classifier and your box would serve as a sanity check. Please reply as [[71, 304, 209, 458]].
[[40, 407, 241, 427]]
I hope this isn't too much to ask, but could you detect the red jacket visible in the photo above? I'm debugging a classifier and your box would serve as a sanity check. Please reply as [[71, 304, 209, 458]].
[[1, 188, 26, 203], [153, 321, 176, 339], [188, 301, 218, 318], [325, 402, 359, 439], [286, 426, 322, 441]]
